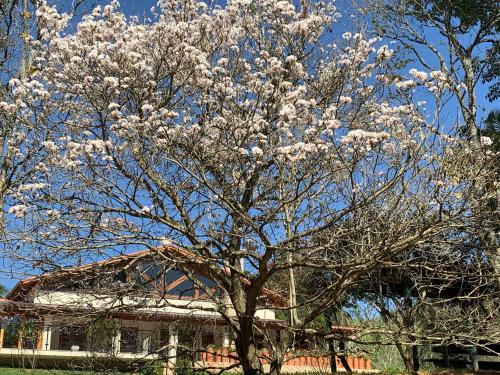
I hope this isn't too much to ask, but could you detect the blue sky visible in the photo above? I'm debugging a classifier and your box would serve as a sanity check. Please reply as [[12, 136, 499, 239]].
[[1, 0, 497, 293], [119, 0, 497, 121]]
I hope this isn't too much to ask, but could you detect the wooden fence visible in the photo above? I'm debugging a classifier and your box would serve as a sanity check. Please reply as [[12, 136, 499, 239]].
[[200, 347, 372, 370]]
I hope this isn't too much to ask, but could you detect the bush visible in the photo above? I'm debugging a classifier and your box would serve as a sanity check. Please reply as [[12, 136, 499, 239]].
[[174, 359, 194, 375], [139, 365, 164, 375]]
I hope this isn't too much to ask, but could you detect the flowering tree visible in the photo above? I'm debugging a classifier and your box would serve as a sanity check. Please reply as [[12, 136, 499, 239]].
[[7, 0, 496, 373], [0, 0, 99, 238]]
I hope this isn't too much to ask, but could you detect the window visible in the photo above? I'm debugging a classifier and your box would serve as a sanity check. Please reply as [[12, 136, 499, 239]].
[[59, 326, 86, 351], [2, 319, 40, 349], [120, 327, 139, 353], [202, 332, 214, 348], [153, 328, 170, 353], [88, 319, 115, 353], [2, 318, 20, 348], [140, 330, 154, 353]]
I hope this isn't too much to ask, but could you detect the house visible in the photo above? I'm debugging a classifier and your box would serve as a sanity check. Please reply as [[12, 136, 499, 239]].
[[0, 245, 372, 373]]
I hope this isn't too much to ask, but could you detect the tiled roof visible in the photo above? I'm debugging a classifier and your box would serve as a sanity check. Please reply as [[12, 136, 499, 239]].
[[5, 244, 287, 307]]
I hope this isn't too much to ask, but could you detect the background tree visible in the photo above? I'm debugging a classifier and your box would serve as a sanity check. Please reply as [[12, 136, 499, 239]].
[[362, 0, 499, 138], [292, 200, 499, 373], [359, 5, 499, 363]]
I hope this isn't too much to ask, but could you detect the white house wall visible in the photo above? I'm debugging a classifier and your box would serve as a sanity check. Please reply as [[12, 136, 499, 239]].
[[34, 290, 275, 320]]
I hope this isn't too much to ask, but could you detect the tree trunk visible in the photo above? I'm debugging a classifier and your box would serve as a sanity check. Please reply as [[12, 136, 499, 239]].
[[288, 263, 300, 326], [269, 331, 285, 375], [326, 307, 347, 373], [396, 343, 415, 374], [443, 346, 450, 368], [338, 341, 352, 374], [402, 349, 415, 374], [235, 316, 264, 375], [328, 338, 337, 374], [269, 356, 282, 375], [412, 345, 420, 372], [462, 56, 478, 141]]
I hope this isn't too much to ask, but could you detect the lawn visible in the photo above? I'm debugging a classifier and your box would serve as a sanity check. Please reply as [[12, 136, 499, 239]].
[[0, 369, 108, 375]]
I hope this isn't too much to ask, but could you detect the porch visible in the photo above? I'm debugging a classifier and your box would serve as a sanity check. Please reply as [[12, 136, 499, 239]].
[[0, 317, 373, 373]]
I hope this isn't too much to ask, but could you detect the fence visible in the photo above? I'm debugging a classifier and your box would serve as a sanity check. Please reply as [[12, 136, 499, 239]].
[[199, 347, 372, 370]]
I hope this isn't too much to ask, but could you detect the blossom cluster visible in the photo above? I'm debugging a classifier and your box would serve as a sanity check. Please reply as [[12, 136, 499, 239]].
[[6, 0, 474, 228]]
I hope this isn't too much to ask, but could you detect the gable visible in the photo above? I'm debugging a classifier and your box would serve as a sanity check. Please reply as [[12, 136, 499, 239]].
[[6, 245, 287, 307], [135, 260, 220, 300]]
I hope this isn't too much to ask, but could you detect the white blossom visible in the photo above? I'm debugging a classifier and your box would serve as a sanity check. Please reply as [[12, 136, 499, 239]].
[[395, 79, 416, 89], [251, 146, 264, 157], [339, 96, 352, 105], [376, 45, 393, 60], [42, 141, 58, 153], [142, 104, 154, 113], [480, 136, 493, 146], [18, 183, 47, 192], [409, 68, 428, 81], [8, 204, 27, 218]]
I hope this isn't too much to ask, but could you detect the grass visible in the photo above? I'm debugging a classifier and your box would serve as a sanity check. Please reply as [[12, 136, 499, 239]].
[[0, 369, 111, 375]]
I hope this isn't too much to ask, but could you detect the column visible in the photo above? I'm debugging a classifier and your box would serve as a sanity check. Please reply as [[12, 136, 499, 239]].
[[469, 346, 479, 371], [112, 322, 121, 356], [166, 325, 178, 375], [222, 326, 230, 348], [41, 317, 52, 350], [37, 320, 44, 350], [142, 332, 151, 354], [0, 321, 4, 349]]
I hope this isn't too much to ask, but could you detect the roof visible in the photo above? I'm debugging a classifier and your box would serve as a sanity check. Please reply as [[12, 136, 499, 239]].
[[5, 244, 287, 307], [331, 324, 361, 335]]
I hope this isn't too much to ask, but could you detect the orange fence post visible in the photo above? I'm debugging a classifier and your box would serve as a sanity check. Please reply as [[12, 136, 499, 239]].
[[207, 346, 214, 363], [221, 347, 229, 363], [37, 320, 44, 350], [232, 351, 238, 363], [347, 356, 354, 369]]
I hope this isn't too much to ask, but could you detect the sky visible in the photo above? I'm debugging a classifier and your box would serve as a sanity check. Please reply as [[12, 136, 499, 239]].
[[0, 0, 497, 293]]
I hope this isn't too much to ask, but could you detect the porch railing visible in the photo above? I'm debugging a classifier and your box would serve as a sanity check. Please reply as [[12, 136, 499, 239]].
[[199, 347, 372, 370]]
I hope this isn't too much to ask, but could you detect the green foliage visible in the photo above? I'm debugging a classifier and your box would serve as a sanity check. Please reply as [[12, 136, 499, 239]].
[[409, 0, 499, 30], [0, 368, 103, 374], [86, 319, 118, 353], [174, 359, 194, 375], [139, 365, 164, 375], [368, 343, 405, 373], [483, 109, 500, 152], [100, 370, 122, 375], [412, 0, 499, 102], [483, 43, 499, 102]]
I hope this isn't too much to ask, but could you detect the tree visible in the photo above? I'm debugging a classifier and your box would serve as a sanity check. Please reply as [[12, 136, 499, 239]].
[[292, 203, 499, 373], [363, 244, 499, 373], [0, 0, 100, 230], [8, 0, 495, 374], [362, 0, 499, 139], [359, 4, 499, 355], [483, 109, 500, 152]]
